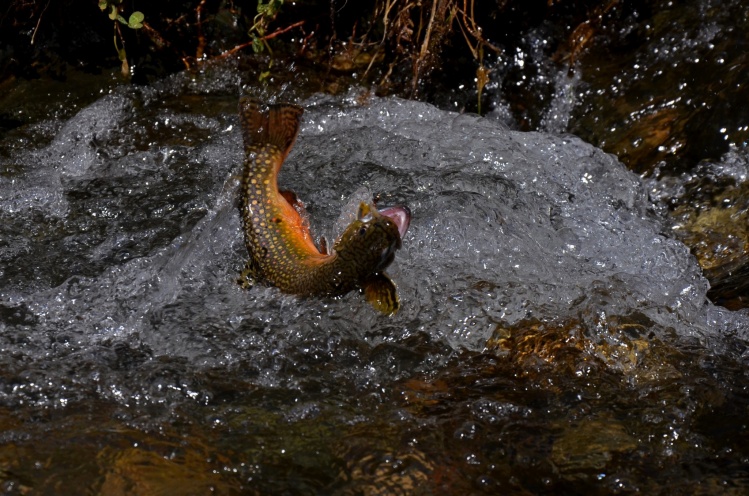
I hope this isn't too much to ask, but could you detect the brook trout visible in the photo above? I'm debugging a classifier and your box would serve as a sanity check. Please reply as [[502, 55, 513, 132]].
[[238, 97, 410, 314]]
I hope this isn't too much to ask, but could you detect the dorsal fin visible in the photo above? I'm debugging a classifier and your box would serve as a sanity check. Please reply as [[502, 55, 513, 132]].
[[238, 97, 304, 159]]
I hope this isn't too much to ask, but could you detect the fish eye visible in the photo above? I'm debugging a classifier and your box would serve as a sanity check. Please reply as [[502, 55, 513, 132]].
[[358, 225, 367, 236]]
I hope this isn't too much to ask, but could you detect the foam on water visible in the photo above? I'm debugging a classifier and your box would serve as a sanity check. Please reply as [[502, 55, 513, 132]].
[[293, 96, 715, 345], [0, 85, 746, 405]]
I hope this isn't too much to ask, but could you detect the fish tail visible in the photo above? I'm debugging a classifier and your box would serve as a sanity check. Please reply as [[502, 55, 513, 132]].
[[238, 97, 304, 161]]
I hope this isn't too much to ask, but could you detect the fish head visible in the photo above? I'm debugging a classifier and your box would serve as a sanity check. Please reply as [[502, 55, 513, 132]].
[[334, 202, 410, 278]]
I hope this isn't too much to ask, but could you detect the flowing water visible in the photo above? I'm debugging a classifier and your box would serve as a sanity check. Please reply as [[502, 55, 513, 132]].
[[1, 66, 748, 494]]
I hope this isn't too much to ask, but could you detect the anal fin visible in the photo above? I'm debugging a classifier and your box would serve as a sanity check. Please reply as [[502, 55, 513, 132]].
[[279, 189, 299, 208]]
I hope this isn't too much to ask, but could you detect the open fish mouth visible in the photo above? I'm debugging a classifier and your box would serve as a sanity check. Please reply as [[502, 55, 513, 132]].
[[378, 205, 411, 240]]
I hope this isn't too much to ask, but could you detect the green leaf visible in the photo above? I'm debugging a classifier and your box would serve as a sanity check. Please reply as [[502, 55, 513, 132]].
[[258, 0, 281, 15], [116, 14, 127, 24], [98, 0, 109, 11], [108, 5, 118, 20], [252, 36, 263, 53], [128, 11, 144, 29]]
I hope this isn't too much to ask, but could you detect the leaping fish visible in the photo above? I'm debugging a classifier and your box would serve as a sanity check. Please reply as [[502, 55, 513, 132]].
[[237, 97, 410, 314]]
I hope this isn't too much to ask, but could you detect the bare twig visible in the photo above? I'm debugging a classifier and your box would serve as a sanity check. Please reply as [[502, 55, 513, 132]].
[[217, 20, 306, 59], [30, 0, 51, 45], [141, 22, 169, 49], [196, 0, 208, 60]]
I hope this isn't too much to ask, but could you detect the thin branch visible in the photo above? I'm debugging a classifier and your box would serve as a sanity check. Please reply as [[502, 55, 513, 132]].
[[413, 0, 440, 94], [30, 0, 51, 45], [196, 0, 209, 60], [217, 20, 306, 59]]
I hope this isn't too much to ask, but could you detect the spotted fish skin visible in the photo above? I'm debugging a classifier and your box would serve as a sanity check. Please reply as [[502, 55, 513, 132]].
[[238, 97, 405, 310]]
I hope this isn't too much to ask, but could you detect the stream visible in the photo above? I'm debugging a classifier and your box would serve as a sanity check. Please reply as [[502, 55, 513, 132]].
[[0, 64, 748, 494]]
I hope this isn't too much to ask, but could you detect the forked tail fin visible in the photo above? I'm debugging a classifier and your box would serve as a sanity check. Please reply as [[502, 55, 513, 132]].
[[238, 97, 304, 160]]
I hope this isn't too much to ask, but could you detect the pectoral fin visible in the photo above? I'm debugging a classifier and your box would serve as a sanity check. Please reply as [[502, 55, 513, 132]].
[[318, 235, 328, 255], [362, 273, 400, 315]]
